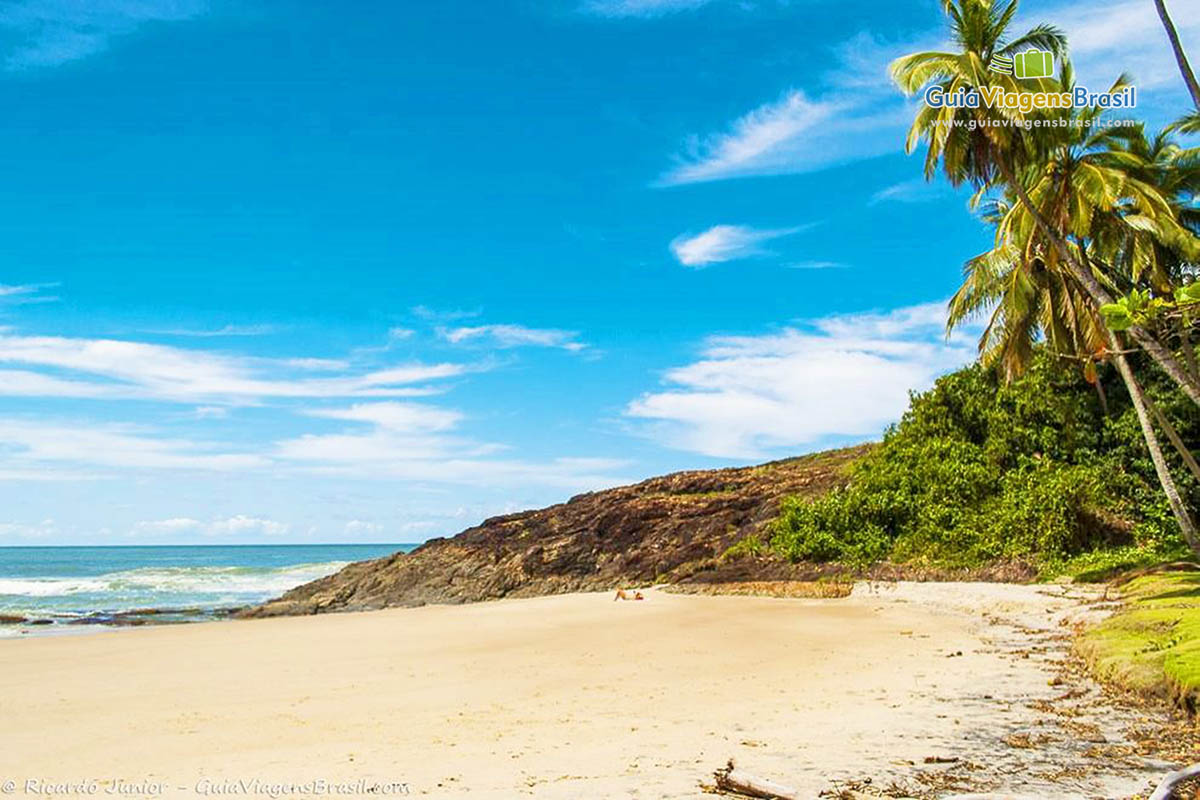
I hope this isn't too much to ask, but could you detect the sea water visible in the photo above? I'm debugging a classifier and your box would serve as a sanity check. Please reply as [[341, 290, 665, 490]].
[[0, 544, 415, 636]]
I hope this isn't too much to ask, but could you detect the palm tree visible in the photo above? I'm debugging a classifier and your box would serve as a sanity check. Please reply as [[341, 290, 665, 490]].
[[950, 208, 1200, 554], [1172, 111, 1200, 136], [1153, 0, 1200, 108], [891, 0, 1200, 409], [942, 60, 1200, 554]]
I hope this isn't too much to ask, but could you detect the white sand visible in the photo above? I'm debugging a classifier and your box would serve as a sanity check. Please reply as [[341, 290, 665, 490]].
[[0, 583, 1165, 799]]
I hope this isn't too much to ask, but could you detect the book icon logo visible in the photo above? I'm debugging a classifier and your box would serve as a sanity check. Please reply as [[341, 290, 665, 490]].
[[988, 49, 1053, 79]]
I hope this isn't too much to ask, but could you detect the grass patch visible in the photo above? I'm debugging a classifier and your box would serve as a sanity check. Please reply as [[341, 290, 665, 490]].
[[1077, 569, 1200, 713]]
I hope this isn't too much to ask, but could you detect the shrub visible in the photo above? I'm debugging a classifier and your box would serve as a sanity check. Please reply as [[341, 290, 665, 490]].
[[769, 349, 1195, 570]]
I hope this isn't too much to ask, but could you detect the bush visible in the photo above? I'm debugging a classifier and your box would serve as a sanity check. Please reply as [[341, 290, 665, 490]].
[[769, 349, 1195, 571]]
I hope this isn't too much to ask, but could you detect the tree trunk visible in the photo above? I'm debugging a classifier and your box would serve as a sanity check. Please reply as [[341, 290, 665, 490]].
[[1094, 375, 1110, 417], [1154, 0, 1200, 108], [1111, 343, 1200, 556], [1178, 319, 1200, 386], [1143, 393, 1200, 484], [996, 158, 1200, 407]]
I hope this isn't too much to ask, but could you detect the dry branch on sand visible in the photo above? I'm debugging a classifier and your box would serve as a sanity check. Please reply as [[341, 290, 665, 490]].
[[709, 760, 801, 799], [1149, 763, 1200, 800]]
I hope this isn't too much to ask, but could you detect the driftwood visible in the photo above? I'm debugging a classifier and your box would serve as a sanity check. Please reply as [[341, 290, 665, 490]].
[[712, 759, 801, 800], [709, 757, 1200, 799], [1150, 763, 1200, 800]]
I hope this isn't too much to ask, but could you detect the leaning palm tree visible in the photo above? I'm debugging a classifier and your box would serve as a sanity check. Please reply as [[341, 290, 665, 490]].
[[944, 62, 1200, 554], [1153, 0, 1200, 108], [950, 215, 1200, 554], [890, 0, 1065, 186], [891, 0, 1200, 409]]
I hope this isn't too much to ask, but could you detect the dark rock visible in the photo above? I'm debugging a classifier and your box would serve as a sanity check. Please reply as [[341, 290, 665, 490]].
[[239, 445, 871, 618], [0, 614, 27, 624]]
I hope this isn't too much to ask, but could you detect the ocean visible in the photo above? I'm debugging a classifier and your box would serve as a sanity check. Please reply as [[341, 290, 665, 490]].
[[0, 544, 416, 637]]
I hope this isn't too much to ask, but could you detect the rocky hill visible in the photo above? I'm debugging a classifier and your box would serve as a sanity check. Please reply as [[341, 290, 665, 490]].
[[240, 445, 871, 617]]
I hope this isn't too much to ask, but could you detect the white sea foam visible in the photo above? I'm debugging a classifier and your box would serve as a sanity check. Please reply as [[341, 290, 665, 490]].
[[0, 562, 348, 601]]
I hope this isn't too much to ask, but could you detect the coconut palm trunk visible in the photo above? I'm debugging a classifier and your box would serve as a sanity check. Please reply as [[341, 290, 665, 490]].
[[1153, 0, 1200, 108], [1111, 339, 1200, 556]]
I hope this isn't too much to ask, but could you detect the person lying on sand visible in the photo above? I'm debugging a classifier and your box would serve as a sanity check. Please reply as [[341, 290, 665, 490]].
[[613, 589, 645, 601]]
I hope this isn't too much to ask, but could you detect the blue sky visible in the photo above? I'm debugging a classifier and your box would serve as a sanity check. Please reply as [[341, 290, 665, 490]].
[[0, 0, 1195, 544]]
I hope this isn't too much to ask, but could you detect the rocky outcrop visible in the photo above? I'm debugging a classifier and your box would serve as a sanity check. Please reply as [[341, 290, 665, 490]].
[[240, 445, 871, 617]]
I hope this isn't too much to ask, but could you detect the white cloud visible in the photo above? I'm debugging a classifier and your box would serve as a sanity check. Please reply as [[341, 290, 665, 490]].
[[581, 0, 714, 17], [131, 517, 203, 534], [1043, 0, 1200, 93], [208, 515, 289, 537], [133, 515, 289, 538], [0, 0, 206, 70], [0, 419, 267, 471], [0, 519, 57, 540], [669, 224, 803, 267], [626, 301, 975, 458], [276, 401, 630, 490], [658, 82, 909, 185], [439, 324, 588, 352], [0, 334, 466, 404], [306, 402, 464, 433], [344, 519, 384, 536]]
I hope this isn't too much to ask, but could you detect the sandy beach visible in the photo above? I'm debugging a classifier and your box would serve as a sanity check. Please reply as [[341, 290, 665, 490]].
[[0, 584, 1173, 799]]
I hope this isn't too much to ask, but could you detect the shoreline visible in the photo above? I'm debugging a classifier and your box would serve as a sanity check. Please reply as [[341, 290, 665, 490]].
[[0, 582, 1186, 798]]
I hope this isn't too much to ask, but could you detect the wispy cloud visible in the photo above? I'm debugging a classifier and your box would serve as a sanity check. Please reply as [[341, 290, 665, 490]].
[[0, 334, 466, 404], [411, 305, 481, 322], [305, 402, 464, 434], [869, 178, 951, 206], [0, 328, 629, 491], [669, 224, 802, 267], [625, 300, 974, 458], [0, 0, 206, 70], [439, 324, 588, 352], [787, 260, 847, 270], [658, 88, 911, 185], [276, 401, 630, 489], [144, 324, 279, 338], [657, 31, 917, 186], [581, 0, 715, 18], [0, 418, 267, 471], [0, 283, 59, 304]]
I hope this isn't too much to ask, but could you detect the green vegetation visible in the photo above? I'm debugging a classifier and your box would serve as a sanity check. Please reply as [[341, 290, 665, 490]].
[[1077, 571, 1200, 711], [760, 0, 1200, 708], [769, 351, 1194, 572], [861, 0, 1200, 713], [890, 0, 1200, 556]]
